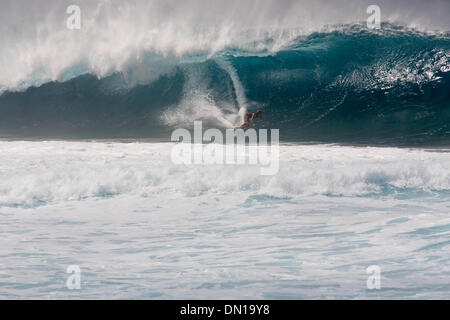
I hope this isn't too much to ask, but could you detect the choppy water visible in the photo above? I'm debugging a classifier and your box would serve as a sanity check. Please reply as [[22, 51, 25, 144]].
[[1, 141, 449, 299]]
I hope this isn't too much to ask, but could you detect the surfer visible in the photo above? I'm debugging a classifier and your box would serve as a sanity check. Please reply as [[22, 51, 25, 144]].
[[238, 110, 268, 129]]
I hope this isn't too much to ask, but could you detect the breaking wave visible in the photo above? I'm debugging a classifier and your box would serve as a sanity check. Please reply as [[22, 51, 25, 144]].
[[0, 1, 449, 145]]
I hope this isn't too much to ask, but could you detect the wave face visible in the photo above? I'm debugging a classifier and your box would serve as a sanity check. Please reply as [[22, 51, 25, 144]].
[[1, 3, 450, 145]]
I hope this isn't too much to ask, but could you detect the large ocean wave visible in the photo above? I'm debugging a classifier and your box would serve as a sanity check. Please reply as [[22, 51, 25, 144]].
[[1, 1, 450, 145]]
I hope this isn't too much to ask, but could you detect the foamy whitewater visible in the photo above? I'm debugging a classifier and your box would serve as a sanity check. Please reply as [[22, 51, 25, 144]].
[[1, 0, 450, 299], [1, 141, 450, 299]]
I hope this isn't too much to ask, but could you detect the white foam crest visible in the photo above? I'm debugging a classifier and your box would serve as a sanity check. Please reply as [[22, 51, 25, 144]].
[[161, 64, 239, 128], [215, 58, 248, 121], [1, 141, 450, 208]]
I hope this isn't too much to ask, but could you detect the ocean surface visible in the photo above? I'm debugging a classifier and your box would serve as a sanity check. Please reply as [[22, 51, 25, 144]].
[[1, 0, 450, 299], [1, 141, 450, 299]]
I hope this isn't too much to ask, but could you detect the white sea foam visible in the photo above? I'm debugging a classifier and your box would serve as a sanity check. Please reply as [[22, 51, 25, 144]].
[[1, 140, 450, 299], [161, 64, 240, 128], [1, 141, 449, 208]]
